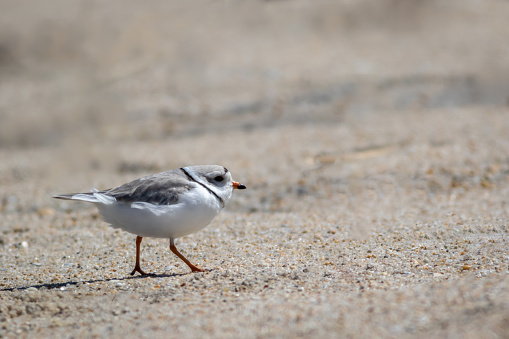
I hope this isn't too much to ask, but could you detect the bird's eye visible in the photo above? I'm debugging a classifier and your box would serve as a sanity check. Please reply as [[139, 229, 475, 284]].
[[214, 176, 224, 182]]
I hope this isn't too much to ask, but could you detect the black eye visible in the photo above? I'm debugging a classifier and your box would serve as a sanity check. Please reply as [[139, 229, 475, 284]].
[[214, 176, 224, 182]]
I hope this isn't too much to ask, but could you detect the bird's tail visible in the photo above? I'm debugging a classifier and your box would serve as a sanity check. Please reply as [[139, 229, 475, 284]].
[[53, 192, 98, 203], [53, 193, 77, 200], [53, 189, 115, 204]]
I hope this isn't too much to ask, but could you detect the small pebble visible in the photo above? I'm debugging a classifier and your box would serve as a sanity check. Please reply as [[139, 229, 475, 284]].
[[37, 208, 56, 217]]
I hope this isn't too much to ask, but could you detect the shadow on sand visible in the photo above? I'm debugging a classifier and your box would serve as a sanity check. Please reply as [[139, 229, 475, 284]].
[[0, 269, 214, 292]]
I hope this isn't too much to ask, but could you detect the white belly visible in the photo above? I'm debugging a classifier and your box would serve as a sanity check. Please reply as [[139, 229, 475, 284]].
[[95, 186, 222, 239]]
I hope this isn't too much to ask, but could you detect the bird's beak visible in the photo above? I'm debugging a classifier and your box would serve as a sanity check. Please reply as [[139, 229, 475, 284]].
[[233, 181, 247, 189]]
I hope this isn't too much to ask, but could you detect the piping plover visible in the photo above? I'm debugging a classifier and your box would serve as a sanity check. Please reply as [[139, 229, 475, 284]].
[[54, 165, 246, 275]]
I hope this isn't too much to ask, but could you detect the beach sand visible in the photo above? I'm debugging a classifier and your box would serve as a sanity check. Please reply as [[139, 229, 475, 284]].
[[1, 1, 509, 337]]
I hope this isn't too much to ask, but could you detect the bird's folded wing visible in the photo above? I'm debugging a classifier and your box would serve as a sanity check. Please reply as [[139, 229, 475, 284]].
[[105, 170, 192, 205]]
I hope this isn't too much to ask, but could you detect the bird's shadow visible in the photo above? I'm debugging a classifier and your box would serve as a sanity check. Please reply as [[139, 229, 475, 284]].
[[0, 270, 214, 292]]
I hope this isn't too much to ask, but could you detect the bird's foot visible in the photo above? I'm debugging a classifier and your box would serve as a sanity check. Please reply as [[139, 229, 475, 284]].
[[189, 265, 205, 273], [130, 266, 155, 276]]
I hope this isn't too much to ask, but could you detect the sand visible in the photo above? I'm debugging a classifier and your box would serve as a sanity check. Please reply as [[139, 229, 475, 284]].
[[1, 1, 509, 338]]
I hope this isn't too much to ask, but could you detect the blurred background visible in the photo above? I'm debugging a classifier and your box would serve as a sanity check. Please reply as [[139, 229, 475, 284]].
[[1, 0, 508, 222], [2, 2, 509, 336]]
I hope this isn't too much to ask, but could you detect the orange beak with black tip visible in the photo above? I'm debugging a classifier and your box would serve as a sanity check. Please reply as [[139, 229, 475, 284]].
[[233, 181, 247, 190]]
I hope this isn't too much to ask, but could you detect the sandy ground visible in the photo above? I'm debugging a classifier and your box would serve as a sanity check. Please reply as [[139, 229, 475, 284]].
[[1, 0, 509, 338]]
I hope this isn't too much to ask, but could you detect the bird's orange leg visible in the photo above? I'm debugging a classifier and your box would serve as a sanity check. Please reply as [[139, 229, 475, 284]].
[[130, 236, 151, 275], [170, 238, 204, 272]]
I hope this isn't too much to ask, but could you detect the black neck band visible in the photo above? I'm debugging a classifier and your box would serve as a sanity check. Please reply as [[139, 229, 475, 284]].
[[180, 168, 225, 208]]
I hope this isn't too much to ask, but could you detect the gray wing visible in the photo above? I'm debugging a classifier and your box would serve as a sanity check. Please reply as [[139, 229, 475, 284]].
[[102, 169, 192, 205]]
